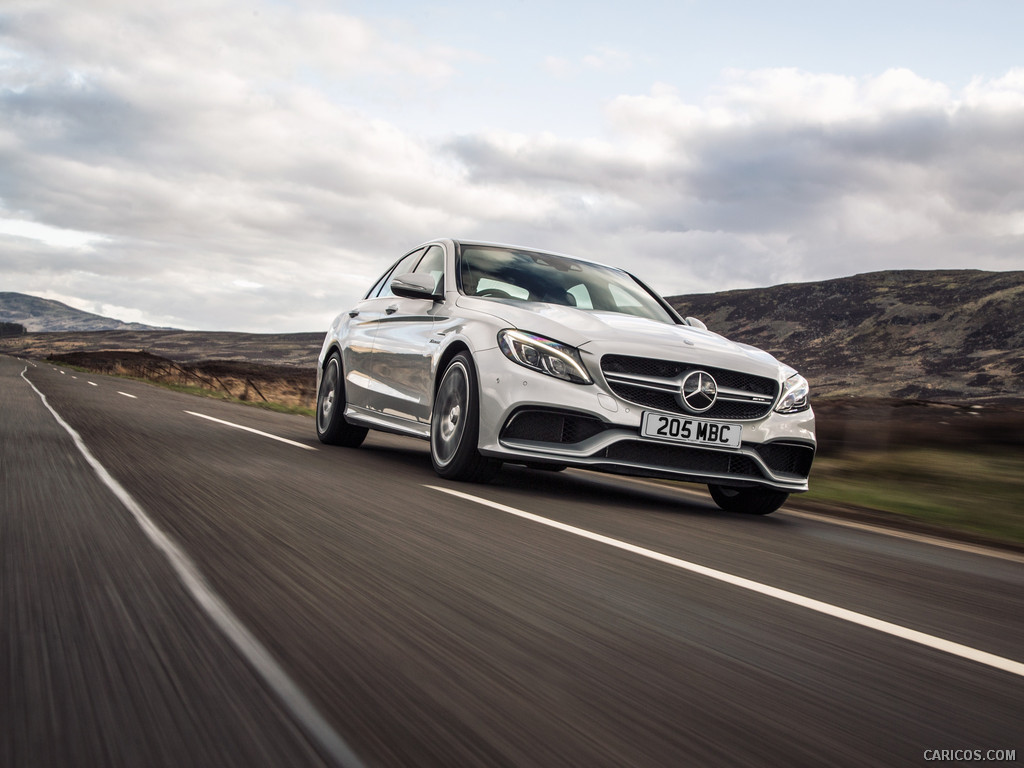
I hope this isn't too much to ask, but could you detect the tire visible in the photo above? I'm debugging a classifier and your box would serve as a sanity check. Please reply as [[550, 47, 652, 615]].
[[708, 484, 789, 515], [316, 352, 368, 447], [430, 352, 500, 482]]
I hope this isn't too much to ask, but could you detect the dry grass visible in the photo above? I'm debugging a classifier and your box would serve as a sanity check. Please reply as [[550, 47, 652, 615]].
[[806, 448, 1024, 545], [47, 350, 317, 411]]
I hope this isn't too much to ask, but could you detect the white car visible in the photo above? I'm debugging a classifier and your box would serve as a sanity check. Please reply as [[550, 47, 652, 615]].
[[317, 239, 815, 514]]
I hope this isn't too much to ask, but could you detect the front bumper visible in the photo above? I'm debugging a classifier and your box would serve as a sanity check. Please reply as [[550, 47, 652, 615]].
[[473, 346, 816, 493]]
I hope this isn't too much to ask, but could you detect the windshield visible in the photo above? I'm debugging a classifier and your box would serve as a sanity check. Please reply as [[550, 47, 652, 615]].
[[458, 245, 678, 324]]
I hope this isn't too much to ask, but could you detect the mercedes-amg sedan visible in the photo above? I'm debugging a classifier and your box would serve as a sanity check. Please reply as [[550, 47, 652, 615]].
[[316, 239, 815, 514]]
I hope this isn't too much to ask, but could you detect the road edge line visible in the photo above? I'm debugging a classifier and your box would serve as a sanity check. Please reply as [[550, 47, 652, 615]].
[[21, 367, 363, 768]]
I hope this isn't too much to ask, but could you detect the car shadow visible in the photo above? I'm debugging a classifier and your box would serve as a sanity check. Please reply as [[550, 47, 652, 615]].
[[492, 465, 719, 518], [356, 432, 794, 526]]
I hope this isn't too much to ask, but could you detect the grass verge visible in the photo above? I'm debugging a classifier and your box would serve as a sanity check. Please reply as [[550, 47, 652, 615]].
[[152, 380, 316, 417], [52, 361, 316, 417], [806, 447, 1024, 545]]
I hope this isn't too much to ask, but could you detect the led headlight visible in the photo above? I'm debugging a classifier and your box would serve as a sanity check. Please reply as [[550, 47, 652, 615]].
[[775, 371, 810, 414], [498, 330, 592, 384]]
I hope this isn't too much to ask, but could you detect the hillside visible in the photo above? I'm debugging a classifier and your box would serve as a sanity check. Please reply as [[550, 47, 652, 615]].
[[2, 270, 1023, 403], [667, 269, 1024, 402], [0, 292, 168, 332]]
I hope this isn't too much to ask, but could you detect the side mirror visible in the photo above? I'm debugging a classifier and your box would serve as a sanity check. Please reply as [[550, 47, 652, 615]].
[[391, 272, 441, 301], [684, 316, 707, 331]]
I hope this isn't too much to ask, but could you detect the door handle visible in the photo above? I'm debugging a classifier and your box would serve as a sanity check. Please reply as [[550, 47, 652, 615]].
[[385, 304, 399, 315]]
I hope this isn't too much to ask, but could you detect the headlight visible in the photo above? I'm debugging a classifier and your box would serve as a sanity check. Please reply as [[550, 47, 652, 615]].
[[775, 372, 810, 414], [498, 330, 592, 384]]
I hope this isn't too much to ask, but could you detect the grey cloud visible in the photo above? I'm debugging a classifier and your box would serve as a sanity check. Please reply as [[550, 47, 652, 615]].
[[444, 134, 644, 188], [449, 98, 1024, 244], [3, 3, 1022, 331], [1, 82, 149, 160]]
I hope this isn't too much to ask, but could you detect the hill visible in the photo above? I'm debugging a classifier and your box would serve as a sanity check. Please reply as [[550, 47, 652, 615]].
[[3, 270, 1023, 403], [0, 292, 169, 332], [667, 269, 1024, 402]]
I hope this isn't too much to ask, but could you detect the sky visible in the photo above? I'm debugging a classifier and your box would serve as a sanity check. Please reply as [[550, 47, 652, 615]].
[[1, 0, 1023, 332]]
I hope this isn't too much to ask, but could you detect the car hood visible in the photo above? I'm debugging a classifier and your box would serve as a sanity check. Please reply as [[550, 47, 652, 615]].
[[456, 297, 787, 378]]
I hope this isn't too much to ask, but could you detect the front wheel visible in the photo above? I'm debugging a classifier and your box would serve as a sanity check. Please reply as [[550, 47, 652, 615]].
[[430, 352, 500, 482], [316, 352, 368, 447], [708, 484, 789, 515]]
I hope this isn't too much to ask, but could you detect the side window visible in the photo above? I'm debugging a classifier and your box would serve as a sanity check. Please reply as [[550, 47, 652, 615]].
[[366, 268, 394, 299], [413, 245, 445, 294], [372, 248, 425, 298]]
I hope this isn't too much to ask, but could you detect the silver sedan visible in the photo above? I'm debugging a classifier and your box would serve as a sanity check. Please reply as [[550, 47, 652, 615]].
[[316, 239, 815, 515]]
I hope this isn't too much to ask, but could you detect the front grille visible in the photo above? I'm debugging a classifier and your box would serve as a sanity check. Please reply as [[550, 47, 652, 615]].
[[753, 442, 815, 478], [607, 385, 772, 420], [601, 441, 764, 479], [502, 409, 609, 444], [601, 354, 778, 420]]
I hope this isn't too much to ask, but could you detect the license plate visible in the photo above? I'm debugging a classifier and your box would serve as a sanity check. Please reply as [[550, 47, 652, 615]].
[[640, 412, 742, 449]]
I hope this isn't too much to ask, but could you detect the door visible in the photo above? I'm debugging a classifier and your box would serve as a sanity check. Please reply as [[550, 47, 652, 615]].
[[365, 244, 447, 423], [341, 248, 425, 411]]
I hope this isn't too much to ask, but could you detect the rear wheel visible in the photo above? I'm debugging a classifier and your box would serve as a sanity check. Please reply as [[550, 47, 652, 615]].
[[708, 484, 789, 515], [316, 352, 368, 447], [430, 352, 500, 482]]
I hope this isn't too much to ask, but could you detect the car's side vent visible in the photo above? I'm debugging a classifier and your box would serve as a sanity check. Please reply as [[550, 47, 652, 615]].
[[501, 409, 609, 444], [752, 442, 815, 479]]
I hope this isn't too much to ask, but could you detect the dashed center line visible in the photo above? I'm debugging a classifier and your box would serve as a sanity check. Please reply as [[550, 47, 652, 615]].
[[185, 411, 317, 451], [118, 391, 138, 399]]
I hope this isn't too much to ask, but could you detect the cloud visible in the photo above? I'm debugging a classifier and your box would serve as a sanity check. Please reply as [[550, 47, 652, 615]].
[[0, 0, 478, 329], [447, 68, 1024, 293], [1, 1, 1022, 331]]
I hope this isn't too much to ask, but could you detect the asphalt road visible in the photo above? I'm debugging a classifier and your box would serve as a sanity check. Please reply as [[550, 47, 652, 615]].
[[3, 354, 1022, 767]]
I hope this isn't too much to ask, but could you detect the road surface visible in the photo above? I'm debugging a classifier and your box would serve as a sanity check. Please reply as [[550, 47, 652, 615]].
[[3, 354, 1022, 767]]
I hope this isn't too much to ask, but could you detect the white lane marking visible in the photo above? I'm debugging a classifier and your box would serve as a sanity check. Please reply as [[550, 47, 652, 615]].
[[185, 411, 317, 451], [20, 367, 363, 768], [428, 485, 1024, 680], [89, 382, 98, 387], [118, 391, 138, 399]]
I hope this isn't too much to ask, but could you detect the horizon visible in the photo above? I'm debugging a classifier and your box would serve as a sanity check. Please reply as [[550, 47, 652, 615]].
[[5, 264, 1023, 333]]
